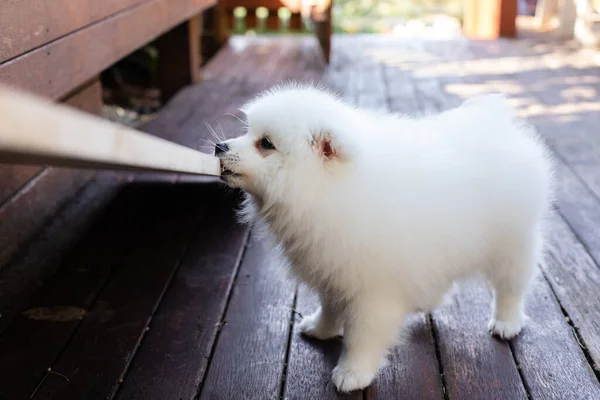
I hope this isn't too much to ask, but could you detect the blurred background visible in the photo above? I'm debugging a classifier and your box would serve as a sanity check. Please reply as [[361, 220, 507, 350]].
[[101, 0, 600, 126]]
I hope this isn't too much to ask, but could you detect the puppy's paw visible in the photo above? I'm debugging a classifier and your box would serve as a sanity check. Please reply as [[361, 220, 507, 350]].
[[331, 363, 376, 393], [299, 312, 342, 340], [488, 318, 523, 339]]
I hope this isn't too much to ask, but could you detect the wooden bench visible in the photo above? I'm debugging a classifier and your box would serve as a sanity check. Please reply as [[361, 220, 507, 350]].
[[0, 0, 224, 271]]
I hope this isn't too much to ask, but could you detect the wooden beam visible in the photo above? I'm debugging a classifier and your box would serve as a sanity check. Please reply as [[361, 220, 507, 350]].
[[0, 84, 220, 176], [0, 0, 215, 100], [0, 0, 148, 63]]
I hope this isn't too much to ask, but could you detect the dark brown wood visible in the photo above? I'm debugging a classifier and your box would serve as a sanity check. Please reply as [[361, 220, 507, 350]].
[[542, 212, 600, 371], [202, 4, 230, 62], [62, 77, 104, 112], [311, 5, 332, 64], [284, 286, 362, 400], [431, 282, 527, 399], [0, 172, 128, 336], [199, 233, 296, 399], [369, 314, 445, 400], [0, 165, 42, 206], [116, 189, 250, 400], [157, 16, 202, 103], [0, 181, 155, 399], [0, 0, 148, 63], [511, 274, 600, 399], [31, 184, 206, 400], [0, 168, 94, 270], [0, 0, 215, 100]]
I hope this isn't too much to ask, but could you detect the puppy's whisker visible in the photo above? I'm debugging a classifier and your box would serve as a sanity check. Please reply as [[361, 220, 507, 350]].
[[216, 121, 227, 141], [223, 112, 248, 126]]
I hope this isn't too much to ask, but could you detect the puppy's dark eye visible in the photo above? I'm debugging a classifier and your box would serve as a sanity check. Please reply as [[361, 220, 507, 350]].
[[259, 137, 275, 150]]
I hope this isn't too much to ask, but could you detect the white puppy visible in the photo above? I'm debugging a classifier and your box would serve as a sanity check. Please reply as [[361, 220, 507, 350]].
[[215, 84, 554, 392]]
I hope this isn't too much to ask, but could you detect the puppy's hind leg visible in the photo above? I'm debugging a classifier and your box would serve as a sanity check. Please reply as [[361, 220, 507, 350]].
[[299, 292, 344, 340], [486, 231, 540, 340]]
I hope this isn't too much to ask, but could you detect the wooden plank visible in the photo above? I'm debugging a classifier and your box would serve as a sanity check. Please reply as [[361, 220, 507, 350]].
[[0, 0, 215, 100], [0, 172, 128, 335], [552, 157, 600, 267], [0, 84, 221, 176], [0, 165, 42, 206], [511, 274, 600, 399], [369, 314, 444, 400], [0, 181, 155, 399], [0, 167, 93, 270], [284, 286, 361, 400], [0, 0, 149, 63], [543, 212, 600, 372], [199, 233, 296, 400], [431, 282, 527, 399], [116, 189, 249, 400], [31, 183, 207, 400], [157, 16, 202, 103]]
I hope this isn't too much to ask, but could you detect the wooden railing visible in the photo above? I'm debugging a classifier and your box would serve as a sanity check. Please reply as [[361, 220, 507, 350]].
[[218, 0, 332, 62]]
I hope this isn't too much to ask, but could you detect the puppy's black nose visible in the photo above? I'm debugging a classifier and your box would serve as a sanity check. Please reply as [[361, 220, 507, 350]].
[[214, 142, 229, 156]]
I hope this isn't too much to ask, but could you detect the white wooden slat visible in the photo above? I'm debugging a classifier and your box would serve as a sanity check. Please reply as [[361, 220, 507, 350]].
[[0, 84, 220, 176]]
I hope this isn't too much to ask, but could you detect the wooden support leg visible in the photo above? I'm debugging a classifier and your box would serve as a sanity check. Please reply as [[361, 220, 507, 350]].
[[62, 78, 103, 115], [156, 16, 202, 103], [202, 4, 229, 62], [311, 6, 332, 64], [290, 13, 303, 30]]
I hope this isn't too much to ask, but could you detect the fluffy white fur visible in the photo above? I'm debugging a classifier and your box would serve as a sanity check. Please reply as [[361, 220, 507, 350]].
[[216, 84, 554, 392]]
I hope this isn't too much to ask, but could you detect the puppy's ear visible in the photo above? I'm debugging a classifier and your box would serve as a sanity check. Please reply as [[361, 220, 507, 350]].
[[312, 131, 348, 162]]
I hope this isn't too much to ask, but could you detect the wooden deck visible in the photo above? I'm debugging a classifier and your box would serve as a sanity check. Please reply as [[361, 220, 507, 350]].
[[2, 35, 600, 399]]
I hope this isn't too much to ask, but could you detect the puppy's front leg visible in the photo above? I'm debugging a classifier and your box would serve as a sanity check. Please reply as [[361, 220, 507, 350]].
[[332, 299, 404, 393], [299, 292, 343, 340]]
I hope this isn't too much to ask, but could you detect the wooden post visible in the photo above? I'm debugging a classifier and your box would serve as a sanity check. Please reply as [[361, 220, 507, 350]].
[[463, 0, 517, 39], [311, 4, 332, 64], [156, 16, 202, 103]]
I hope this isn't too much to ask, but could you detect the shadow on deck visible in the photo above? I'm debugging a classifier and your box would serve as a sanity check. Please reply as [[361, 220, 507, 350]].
[[1, 35, 600, 399]]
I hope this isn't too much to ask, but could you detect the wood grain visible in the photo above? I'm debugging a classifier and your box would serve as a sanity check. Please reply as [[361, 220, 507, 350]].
[[0, 0, 215, 100], [32, 183, 206, 400], [511, 274, 600, 399], [0, 182, 154, 399], [199, 233, 296, 400], [543, 212, 600, 372], [157, 16, 202, 103], [431, 282, 527, 399], [0, 0, 148, 63], [0, 167, 94, 270], [0, 172, 128, 336], [369, 314, 445, 400], [116, 189, 250, 400]]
